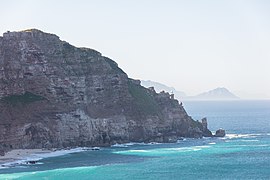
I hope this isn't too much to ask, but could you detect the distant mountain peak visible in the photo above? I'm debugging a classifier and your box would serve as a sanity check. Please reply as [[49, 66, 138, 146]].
[[193, 87, 239, 100], [140, 80, 239, 101], [140, 80, 187, 99]]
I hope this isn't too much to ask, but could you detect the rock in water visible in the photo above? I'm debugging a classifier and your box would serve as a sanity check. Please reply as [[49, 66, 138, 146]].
[[201, 117, 213, 137], [215, 129, 226, 137], [26, 161, 37, 165], [91, 147, 100, 151], [0, 29, 212, 152]]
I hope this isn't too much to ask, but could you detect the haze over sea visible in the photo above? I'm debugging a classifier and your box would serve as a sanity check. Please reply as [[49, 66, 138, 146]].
[[0, 100, 269, 180]]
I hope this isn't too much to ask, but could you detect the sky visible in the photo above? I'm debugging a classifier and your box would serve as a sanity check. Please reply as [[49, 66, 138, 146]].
[[1, 0, 270, 99]]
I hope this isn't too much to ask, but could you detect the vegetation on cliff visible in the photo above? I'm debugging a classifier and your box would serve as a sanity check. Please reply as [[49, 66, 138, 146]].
[[128, 80, 160, 115], [0, 92, 45, 105]]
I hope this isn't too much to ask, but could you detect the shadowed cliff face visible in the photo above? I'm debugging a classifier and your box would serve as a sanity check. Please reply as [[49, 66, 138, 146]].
[[0, 29, 212, 152]]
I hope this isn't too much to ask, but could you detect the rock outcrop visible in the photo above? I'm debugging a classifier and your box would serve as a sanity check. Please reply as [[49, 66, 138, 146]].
[[215, 129, 226, 137], [0, 29, 212, 154]]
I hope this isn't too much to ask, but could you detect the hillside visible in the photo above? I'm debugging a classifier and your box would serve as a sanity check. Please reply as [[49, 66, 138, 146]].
[[0, 29, 212, 154]]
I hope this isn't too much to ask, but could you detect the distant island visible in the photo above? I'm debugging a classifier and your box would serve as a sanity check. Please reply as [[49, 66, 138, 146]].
[[189, 87, 239, 100], [141, 80, 239, 101]]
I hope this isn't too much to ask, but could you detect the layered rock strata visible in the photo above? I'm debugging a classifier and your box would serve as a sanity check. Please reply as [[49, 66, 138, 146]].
[[0, 29, 212, 153]]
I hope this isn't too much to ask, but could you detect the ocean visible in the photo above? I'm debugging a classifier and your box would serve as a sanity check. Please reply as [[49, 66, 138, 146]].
[[0, 100, 270, 180]]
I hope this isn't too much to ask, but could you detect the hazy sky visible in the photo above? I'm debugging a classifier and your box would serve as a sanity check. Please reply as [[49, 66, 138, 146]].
[[1, 0, 270, 99]]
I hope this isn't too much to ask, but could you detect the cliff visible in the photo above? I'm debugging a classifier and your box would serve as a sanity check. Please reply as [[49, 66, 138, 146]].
[[0, 29, 212, 153]]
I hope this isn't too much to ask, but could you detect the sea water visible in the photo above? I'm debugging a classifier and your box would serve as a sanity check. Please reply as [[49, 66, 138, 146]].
[[0, 100, 269, 180]]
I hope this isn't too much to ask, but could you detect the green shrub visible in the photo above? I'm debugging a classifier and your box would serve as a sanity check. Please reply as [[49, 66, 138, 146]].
[[1, 92, 45, 105], [128, 81, 160, 115], [190, 119, 203, 128]]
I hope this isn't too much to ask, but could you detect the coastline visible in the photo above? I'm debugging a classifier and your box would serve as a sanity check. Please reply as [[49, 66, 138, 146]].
[[0, 149, 51, 167], [0, 133, 268, 179], [0, 133, 234, 169], [0, 140, 176, 168], [0, 147, 91, 168], [0, 133, 258, 170]]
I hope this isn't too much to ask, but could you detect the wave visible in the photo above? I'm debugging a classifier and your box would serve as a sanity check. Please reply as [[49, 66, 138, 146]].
[[114, 145, 211, 156], [223, 133, 264, 140], [111, 144, 129, 148], [111, 142, 162, 148], [230, 144, 269, 147], [0, 165, 98, 179], [240, 140, 259, 142]]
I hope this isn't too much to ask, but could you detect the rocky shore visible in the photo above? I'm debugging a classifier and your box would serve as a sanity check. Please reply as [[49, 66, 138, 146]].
[[0, 149, 51, 166]]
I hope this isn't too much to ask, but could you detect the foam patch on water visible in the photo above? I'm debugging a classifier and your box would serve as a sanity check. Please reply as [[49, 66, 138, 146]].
[[240, 140, 259, 142], [114, 145, 211, 156], [231, 144, 269, 147], [111, 142, 162, 148], [224, 133, 261, 140], [111, 144, 129, 148]]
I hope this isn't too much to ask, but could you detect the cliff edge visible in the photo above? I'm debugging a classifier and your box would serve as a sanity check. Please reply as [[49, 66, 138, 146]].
[[0, 29, 212, 153]]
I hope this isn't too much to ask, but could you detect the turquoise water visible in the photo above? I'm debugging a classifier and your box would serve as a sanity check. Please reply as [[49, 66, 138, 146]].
[[0, 100, 270, 180]]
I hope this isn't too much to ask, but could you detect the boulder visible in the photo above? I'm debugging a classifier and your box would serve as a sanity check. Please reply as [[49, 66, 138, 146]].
[[215, 128, 226, 137], [26, 161, 38, 164]]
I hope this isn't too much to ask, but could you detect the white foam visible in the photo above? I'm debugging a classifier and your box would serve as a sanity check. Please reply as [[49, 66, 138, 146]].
[[0, 166, 8, 169], [115, 145, 211, 155], [124, 142, 146, 146], [111, 144, 128, 148], [224, 134, 260, 139], [111, 142, 161, 148], [209, 142, 216, 145], [232, 144, 269, 147], [240, 140, 259, 142], [170, 145, 210, 152], [148, 142, 161, 145]]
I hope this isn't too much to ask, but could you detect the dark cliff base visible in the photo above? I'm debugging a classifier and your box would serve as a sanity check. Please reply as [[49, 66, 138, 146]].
[[0, 29, 212, 154]]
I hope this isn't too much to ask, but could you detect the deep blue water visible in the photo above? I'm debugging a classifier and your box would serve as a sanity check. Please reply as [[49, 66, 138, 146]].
[[0, 100, 270, 180], [184, 100, 270, 134]]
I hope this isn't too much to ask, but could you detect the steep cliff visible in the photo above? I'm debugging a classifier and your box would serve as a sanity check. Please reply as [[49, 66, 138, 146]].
[[0, 29, 212, 153]]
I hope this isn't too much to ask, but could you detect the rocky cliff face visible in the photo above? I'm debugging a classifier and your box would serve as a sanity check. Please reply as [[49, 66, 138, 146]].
[[0, 29, 212, 152]]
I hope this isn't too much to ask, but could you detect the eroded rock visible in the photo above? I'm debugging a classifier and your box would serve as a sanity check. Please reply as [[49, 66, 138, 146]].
[[215, 129, 226, 137], [0, 29, 213, 152]]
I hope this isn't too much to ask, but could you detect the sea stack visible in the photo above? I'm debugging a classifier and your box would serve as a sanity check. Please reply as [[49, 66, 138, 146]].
[[215, 129, 226, 137], [0, 29, 213, 154]]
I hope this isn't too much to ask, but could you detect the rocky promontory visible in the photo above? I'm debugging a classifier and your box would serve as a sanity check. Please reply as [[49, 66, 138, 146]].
[[0, 29, 212, 154]]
